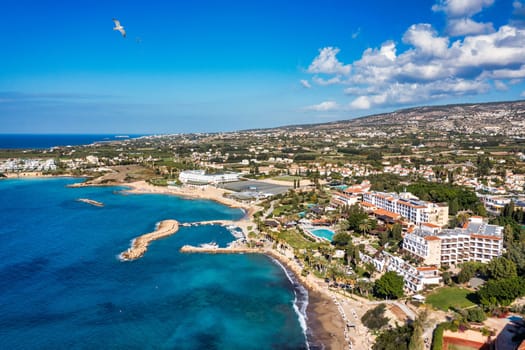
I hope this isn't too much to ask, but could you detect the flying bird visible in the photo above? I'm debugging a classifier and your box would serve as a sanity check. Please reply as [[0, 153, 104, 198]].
[[112, 18, 126, 37]]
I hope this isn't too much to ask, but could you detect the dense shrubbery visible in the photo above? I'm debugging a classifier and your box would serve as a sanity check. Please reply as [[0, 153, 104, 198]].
[[361, 304, 389, 330]]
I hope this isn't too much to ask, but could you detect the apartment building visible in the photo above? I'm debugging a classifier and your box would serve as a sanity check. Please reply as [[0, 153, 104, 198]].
[[330, 180, 370, 208], [362, 191, 448, 227], [359, 251, 441, 293], [403, 217, 504, 266]]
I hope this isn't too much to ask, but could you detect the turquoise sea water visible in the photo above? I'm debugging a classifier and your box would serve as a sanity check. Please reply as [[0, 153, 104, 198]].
[[0, 178, 308, 349], [310, 228, 335, 241]]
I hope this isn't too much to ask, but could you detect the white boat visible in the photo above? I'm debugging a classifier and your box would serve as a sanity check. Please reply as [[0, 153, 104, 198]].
[[199, 242, 218, 249]]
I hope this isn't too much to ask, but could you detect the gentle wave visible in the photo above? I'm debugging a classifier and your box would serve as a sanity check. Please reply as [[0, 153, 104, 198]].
[[270, 257, 310, 350]]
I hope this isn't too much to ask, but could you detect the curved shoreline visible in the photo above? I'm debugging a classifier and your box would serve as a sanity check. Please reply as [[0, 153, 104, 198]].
[[179, 244, 346, 349], [120, 220, 179, 261]]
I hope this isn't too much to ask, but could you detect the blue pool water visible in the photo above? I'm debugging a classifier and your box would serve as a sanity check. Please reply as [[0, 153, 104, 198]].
[[311, 228, 335, 241], [0, 178, 308, 349]]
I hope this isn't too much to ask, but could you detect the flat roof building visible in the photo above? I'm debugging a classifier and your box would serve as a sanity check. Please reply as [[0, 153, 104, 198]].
[[403, 217, 504, 266]]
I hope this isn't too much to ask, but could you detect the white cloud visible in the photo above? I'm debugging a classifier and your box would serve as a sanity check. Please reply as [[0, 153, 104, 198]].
[[305, 101, 340, 112], [350, 96, 371, 109], [312, 75, 342, 86], [447, 18, 494, 36], [521, 90, 525, 97], [494, 80, 508, 90], [432, 0, 494, 18], [307, 47, 351, 75], [402, 24, 449, 57], [433, 0, 495, 36], [305, 22, 525, 110], [352, 28, 361, 39], [300, 80, 311, 88]]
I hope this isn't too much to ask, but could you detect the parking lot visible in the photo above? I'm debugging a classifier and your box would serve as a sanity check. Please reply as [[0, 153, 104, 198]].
[[222, 180, 291, 195]]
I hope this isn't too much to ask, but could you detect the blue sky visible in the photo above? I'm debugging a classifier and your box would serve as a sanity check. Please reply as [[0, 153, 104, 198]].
[[0, 0, 524, 133]]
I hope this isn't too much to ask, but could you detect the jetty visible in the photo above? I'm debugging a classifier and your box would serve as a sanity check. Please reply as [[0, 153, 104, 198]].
[[180, 244, 259, 254], [76, 198, 104, 207], [120, 220, 179, 261]]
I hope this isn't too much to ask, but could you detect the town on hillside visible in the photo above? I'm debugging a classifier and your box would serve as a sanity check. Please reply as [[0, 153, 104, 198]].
[[2, 100, 525, 349]]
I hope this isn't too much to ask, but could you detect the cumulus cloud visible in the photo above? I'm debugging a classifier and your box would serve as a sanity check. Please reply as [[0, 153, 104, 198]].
[[432, 0, 494, 18], [304, 7, 525, 111], [433, 0, 495, 36], [402, 24, 449, 57], [305, 100, 340, 112], [307, 47, 351, 75], [447, 18, 495, 36], [521, 90, 525, 97], [300, 80, 312, 88]]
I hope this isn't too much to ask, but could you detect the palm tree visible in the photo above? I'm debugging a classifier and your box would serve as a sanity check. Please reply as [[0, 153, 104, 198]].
[[359, 219, 372, 235], [456, 212, 471, 227]]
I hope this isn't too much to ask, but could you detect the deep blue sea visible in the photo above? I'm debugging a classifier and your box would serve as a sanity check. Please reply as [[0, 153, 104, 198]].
[[0, 134, 145, 149], [0, 178, 308, 349]]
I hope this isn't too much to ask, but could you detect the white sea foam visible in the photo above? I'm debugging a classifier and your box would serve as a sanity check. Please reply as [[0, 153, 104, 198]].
[[270, 257, 310, 350]]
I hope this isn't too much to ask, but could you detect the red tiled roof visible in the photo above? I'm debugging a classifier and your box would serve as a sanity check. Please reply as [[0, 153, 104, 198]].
[[424, 236, 440, 241], [422, 223, 440, 228], [373, 208, 401, 219], [416, 266, 438, 271]]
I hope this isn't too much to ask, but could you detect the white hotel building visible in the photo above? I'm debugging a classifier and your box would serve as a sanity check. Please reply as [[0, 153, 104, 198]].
[[362, 191, 449, 227], [403, 217, 504, 266], [359, 251, 441, 293], [178, 170, 241, 185]]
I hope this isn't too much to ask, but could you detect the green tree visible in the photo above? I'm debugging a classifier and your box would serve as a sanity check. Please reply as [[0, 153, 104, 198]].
[[466, 307, 487, 323], [344, 204, 369, 231], [373, 325, 413, 350], [361, 303, 389, 330], [332, 231, 352, 247], [478, 276, 525, 308], [359, 219, 372, 235], [487, 257, 517, 280], [457, 261, 484, 284], [409, 320, 424, 350], [390, 223, 403, 241], [374, 271, 404, 299], [449, 198, 459, 216]]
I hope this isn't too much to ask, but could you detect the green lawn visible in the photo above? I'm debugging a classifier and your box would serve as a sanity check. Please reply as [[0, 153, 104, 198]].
[[426, 287, 476, 311], [275, 229, 320, 250]]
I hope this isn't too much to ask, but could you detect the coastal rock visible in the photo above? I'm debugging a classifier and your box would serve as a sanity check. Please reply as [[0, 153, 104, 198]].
[[120, 220, 179, 261]]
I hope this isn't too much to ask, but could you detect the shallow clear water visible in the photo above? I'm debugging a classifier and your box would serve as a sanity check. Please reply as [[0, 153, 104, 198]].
[[0, 178, 307, 349]]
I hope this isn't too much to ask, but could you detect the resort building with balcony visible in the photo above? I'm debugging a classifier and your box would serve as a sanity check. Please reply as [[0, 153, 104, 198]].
[[362, 191, 448, 227], [359, 251, 441, 293], [403, 217, 504, 266]]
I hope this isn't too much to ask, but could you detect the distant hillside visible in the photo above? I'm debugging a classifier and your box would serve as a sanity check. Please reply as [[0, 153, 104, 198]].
[[282, 100, 525, 136]]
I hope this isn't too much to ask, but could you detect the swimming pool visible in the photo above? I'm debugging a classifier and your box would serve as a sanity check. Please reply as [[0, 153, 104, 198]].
[[311, 228, 335, 241]]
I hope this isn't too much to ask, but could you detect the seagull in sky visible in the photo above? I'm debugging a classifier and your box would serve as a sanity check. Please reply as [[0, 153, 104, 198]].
[[112, 18, 126, 37]]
